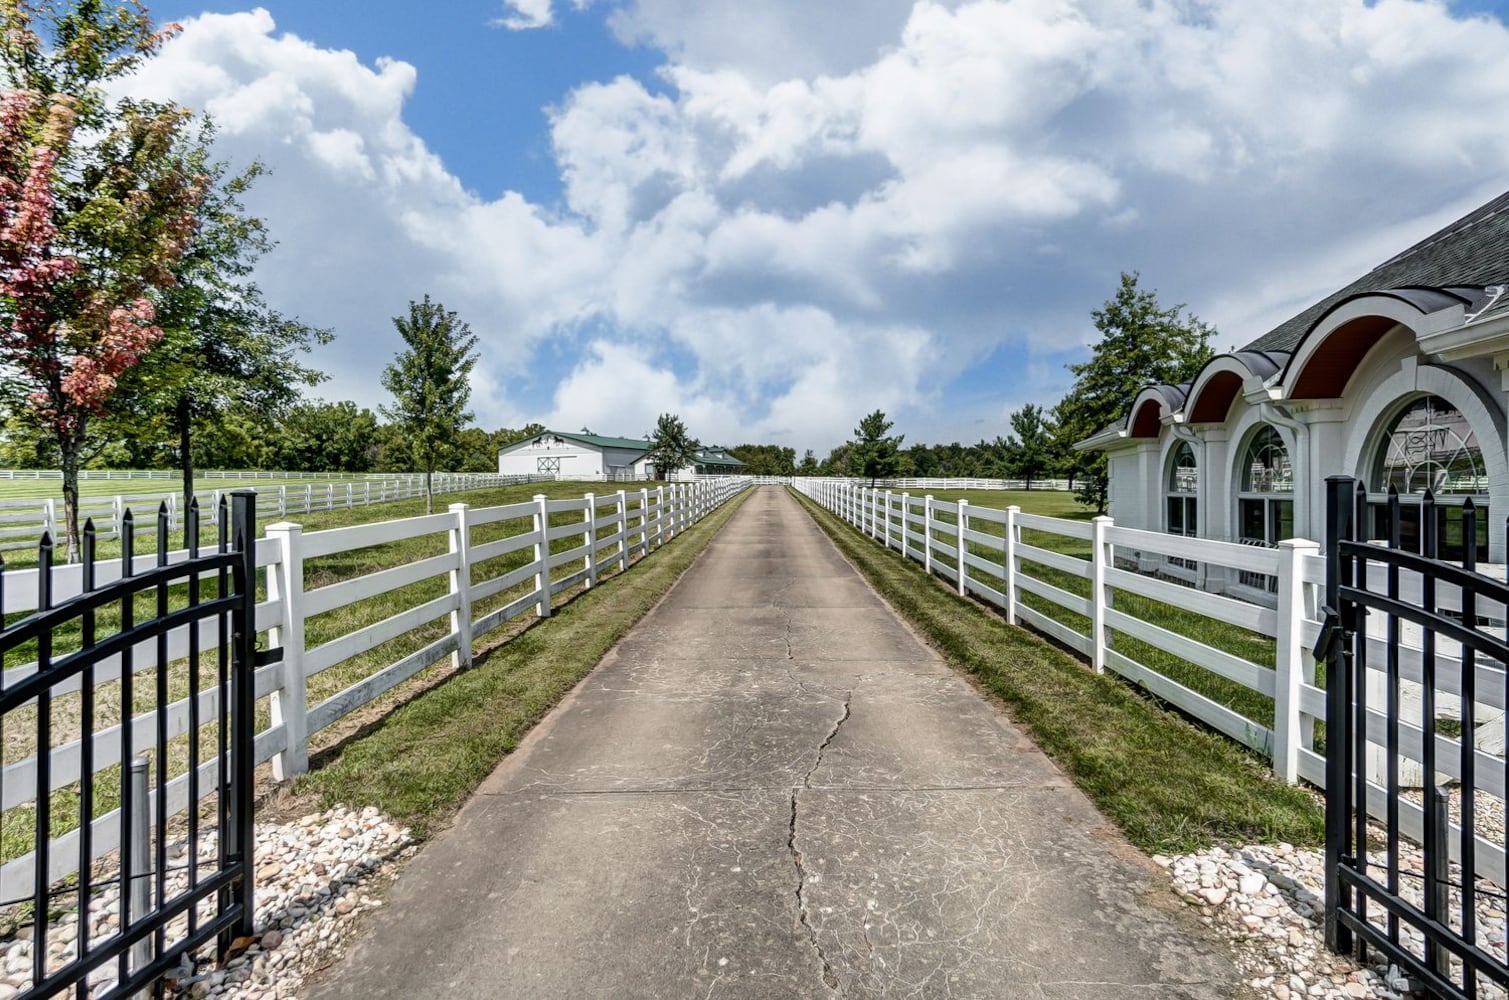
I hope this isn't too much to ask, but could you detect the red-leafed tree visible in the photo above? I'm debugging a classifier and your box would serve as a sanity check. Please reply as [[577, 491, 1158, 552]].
[[0, 1, 208, 559]]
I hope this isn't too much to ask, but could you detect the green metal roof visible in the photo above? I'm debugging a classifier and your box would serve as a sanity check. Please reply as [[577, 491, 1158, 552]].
[[695, 446, 745, 467], [526, 431, 651, 452]]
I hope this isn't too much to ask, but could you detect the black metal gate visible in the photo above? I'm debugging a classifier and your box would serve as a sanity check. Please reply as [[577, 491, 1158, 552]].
[[0, 492, 261, 999], [1320, 474, 1509, 997]]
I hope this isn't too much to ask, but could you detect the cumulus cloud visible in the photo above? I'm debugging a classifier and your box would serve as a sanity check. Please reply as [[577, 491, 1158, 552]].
[[122, 1, 1509, 451]]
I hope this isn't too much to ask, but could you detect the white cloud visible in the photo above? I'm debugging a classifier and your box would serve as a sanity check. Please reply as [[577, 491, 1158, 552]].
[[493, 0, 556, 30], [120, 1, 1509, 453]]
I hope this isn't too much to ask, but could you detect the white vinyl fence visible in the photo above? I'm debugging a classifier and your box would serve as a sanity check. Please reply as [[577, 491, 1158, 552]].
[[0, 473, 553, 553], [796, 478, 1509, 886], [0, 478, 748, 901]]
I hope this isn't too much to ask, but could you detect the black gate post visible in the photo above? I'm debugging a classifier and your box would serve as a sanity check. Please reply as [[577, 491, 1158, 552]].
[[1323, 475, 1355, 955], [228, 491, 258, 948]]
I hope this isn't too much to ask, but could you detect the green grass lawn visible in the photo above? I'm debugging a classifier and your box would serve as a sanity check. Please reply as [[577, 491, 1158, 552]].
[[792, 487, 1323, 853]]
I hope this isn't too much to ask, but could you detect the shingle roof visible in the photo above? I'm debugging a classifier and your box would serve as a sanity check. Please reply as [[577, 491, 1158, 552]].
[[1242, 189, 1509, 353]]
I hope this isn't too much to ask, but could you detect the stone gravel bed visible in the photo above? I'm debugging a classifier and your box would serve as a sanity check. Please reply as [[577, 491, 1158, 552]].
[[1163, 790, 1508, 1000], [0, 806, 413, 1000]]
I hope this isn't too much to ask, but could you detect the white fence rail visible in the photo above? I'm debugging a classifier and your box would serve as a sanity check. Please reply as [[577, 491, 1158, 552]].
[[0, 478, 749, 901], [795, 478, 1509, 887], [0, 473, 555, 552]]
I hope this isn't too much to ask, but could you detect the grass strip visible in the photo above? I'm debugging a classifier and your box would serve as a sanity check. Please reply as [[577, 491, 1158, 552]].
[[790, 487, 1324, 855], [293, 486, 754, 839]]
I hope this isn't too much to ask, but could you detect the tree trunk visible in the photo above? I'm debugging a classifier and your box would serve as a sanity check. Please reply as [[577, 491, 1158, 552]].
[[60, 444, 81, 563], [177, 393, 194, 547]]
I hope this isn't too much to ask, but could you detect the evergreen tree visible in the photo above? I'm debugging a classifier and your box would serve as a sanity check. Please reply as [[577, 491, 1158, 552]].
[[380, 296, 479, 513], [1005, 403, 1055, 490], [850, 410, 904, 485], [1055, 273, 1215, 512]]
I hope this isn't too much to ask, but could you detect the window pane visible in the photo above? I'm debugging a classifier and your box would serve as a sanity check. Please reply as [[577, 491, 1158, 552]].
[[1273, 500, 1294, 544], [1169, 442, 1198, 493], [1241, 425, 1292, 494], [1167, 497, 1183, 534], [1239, 499, 1265, 543], [1185, 498, 1198, 536]]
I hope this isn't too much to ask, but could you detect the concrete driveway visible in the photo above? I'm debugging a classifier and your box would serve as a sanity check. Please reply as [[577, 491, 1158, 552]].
[[309, 487, 1239, 999]]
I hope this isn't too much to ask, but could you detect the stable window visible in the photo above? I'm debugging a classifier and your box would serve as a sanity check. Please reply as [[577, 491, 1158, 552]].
[[1236, 425, 1293, 591], [1166, 442, 1198, 570], [1367, 395, 1489, 564]]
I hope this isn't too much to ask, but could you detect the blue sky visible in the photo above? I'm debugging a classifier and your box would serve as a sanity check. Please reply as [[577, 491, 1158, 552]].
[[131, 0, 1509, 452]]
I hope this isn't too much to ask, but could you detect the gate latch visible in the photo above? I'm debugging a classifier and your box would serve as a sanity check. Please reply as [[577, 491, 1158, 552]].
[[1313, 605, 1344, 663]]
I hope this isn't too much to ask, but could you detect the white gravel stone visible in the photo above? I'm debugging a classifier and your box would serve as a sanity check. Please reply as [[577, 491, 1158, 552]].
[[1167, 806, 1508, 1000], [0, 805, 413, 1000]]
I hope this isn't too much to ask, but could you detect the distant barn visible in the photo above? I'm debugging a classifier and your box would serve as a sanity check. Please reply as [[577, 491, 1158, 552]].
[[498, 430, 745, 481]]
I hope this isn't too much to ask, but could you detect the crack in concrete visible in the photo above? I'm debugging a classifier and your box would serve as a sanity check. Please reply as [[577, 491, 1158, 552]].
[[789, 691, 853, 992]]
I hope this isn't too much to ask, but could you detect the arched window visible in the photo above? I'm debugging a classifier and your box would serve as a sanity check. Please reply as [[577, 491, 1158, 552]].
[[1237, 425, 1294, 547], [1166, 441, 1199, 572], [1370, 395, 1488, 562]]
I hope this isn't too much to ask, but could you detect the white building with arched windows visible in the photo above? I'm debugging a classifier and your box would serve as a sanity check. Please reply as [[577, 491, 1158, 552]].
[[1079, 189, 1509, 600]]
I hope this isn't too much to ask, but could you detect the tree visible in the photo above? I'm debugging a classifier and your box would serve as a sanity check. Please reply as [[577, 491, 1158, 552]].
[[645, 413, 699, 480], [0, 1, 209, 559], [1054, 272, 1215, 512], [796, 449, 819, 476], [1005, 404, 1055, 489], [112, 145, 331, 531], [850, 410, 904, 485], [380, 296, 479, 513], [728, 443, 796, 476], [274, 400, 379, 473]]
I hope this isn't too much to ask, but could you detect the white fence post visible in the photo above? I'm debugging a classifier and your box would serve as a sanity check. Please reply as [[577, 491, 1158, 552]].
[[616, 490, 629, 571], [266, 521, 308, 779], [43, 497, 57, 537], [1004, 505, 1019, 625], [448, 503, 474, 670], [111, 495, 124, 540], [883, 490, 893, 549], [584, 493, 597, 588], [923, 495, 934, 576], [278, 484, 287, 518], [900, 493, 910, 561], [1090, 516, 1112, 674], [1273, 538, 1319, 783], [957, 499, 969, 597], [640, 488, 651, 554], [656, 486, 666, 547], [534, 494, 552, 618]]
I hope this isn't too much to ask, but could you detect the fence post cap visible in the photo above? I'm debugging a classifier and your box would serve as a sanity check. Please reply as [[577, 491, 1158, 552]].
[[267, 520, 304, 533], [448, 502, 470, 513], [1006, 504, 1021, 513], [1277, 538, 1320, 552]]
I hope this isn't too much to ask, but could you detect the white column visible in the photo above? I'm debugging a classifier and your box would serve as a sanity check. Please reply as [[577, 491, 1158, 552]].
[[448, 503, 474, 670], [266, 522, 308, 779]]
